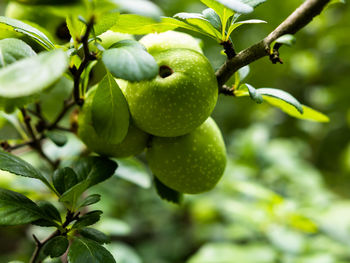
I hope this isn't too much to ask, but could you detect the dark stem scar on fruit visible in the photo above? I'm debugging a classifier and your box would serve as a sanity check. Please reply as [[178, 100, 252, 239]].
[[159, 65, 173, 78]]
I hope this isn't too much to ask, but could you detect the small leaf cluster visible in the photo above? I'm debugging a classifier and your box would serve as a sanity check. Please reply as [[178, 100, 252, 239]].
[[0, 151, 116, 262], [232, 66, 330, 122]]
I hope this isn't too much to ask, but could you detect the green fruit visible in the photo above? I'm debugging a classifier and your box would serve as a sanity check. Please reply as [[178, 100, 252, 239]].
[[5, 2, 70, 43], [88, 31, 135, 86], [78, 86, 149, 158], [123, 48, 218, 137], [147, 117, 227, 194], [139, 31, 203, 55]]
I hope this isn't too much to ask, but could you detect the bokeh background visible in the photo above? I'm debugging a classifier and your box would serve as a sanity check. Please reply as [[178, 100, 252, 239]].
[[1, 0, 350, 262]]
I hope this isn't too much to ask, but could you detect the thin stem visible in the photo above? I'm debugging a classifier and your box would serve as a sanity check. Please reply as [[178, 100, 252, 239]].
[[29, 210, 79, 263], [216, 0, 332, 88], [72, 16, 97, 106], [20, 108, 57, 168]]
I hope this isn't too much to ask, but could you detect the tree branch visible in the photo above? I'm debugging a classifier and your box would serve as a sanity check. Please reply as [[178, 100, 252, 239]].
[[71, 16, 97, 106], [29, 210, 79, 263], [216, 0, 331, 87]]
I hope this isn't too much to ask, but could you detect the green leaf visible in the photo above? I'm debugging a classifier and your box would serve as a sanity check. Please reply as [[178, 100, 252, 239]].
[[91, 73, 130, 144], [274, 34, 296, 46], [78, 228, 110, 244], [112, 0, 163, 20], [239, 0, 267, 8], [46, 131, 68, 147], [0, 38, 36, 68], [114, 157, 151, 189], [37, 201, 61, 223], [263, 96, 330, 123], [0, 187, 44, 225], [245, 83, 263, 104], [0, 16, 55, 50], [59, 180, 90, 208], [215, 0, 254, 14], [111, 14, 178, 34], [53, 167, 79, 195], [174, 12, 221, 39], [72, 210, 103, 229], [68, 237, 116, 263], [72, 156, 118, 187], [94, 12, 120, 36], [102, 39, 158, 82], [0, 150, 53, 190], [200, 0, 234, 31], [227, 19, 266, 38], [0, 50, 68, 98], [154, 176, 183, 204], [258, 88, 303, 114], [202, 8, 222, 32], [43, 236, 69, 258], [78, 194, 101, 208]]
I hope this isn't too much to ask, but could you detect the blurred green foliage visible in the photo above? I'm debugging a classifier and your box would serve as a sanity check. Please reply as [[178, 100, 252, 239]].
[[1, 0, 350, 262]]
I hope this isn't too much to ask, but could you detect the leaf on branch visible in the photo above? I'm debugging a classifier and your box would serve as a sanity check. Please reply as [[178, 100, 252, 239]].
[[0, 16, 55, 50], [53, 167, 79, 195], [0, 50, 69, 99], [239, 0, 267, 8], [78, 194, 101, 208], [91, 73, 130, 144], [0, 187, 45, 226], [258, 88, 303, 113], [59, 180, 90, 208], [244, 83, 264, 104], [227, 19, 266, 39], [72, 156, 118, 187], [234, 85, 329, 122], [202, 8, 222, 32], [78, 227, 110, 244], [111, 14, 178, 34], [32, 201, 62, 226], [274, 34, 296, 47], [43, 236, 69, 258], [112, 0, 164, 21], [68, 237, 116, 263], [263, 96, 330, 123], [174, 12, 221, 39], [0, 38, 36, 68], [46, 131, 68, 147], [72, 210, 103, 229], [102, 39, 158, 82], [0, 151, 53, 191], [203, 0, 253, 14], [154, 176, 183, 204]]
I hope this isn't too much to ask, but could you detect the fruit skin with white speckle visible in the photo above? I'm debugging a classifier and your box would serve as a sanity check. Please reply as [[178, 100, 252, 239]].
[[123, 48, 218, 137], [139, 31, 203, 55], [147, 117, 226, 194], [78, 87, 150, 158]]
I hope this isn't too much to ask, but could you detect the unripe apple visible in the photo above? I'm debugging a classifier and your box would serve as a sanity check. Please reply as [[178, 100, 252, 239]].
[[147, 117, 227, 194], [139, 31, 203, 55], [88, 31, 135, 86], [78, 86, 150, 158], [123, 48, 218, 137], [5, 2, 70, 43]]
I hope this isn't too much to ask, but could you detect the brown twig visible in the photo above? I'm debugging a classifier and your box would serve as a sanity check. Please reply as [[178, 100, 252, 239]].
[[216, 0, 332, 88], [71, 16, 97, 106], [20, 108, 57, 168]]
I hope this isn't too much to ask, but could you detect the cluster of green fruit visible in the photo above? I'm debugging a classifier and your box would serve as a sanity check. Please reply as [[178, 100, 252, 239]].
[[79, 31, 227, 194]]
